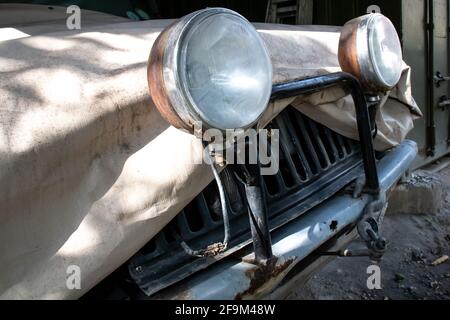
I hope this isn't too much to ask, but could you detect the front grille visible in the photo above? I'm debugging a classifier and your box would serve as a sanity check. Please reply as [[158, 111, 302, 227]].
[[128, 106, 363, 296]]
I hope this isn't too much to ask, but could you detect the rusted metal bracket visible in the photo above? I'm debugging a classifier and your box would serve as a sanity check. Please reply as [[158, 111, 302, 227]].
[[232, 162, 275, 265], [356, 195, 388, 262], [321, 194, 388, 262], [272, 72, 381, 195]]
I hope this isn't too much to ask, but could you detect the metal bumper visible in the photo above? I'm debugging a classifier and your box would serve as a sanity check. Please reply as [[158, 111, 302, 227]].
[[155, 140, 417, 300]]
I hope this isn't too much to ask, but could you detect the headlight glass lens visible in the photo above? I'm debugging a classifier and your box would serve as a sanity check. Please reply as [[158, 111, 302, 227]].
[[368, 14, 403, 88], [178, 12, 272, 130]]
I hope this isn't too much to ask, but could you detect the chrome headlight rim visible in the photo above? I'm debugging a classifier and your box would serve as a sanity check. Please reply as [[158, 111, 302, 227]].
[[338, 13, 403, 92]]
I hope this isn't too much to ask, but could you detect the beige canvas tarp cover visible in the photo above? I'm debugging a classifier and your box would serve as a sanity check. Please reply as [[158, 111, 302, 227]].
[[0, 4, 421, 299]]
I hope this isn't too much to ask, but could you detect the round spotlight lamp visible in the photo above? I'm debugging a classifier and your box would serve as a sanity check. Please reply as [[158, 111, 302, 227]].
[[338, 13, 403, 92], [148, 8, 273, 132]]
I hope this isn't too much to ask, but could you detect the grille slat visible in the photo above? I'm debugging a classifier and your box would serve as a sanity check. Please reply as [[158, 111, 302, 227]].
[[279, 111, 313, 179], [275, 118, 302, 186], [342, 134, 355, 155], [334, 132, 347, 156], [263, 139, 289, 194], [155, 233, 169, 251], [320, 126, 339, 163], [176, 212, 193, 238], [292, 111, 322, 174], [275, 170, 288, 191], [127, 106, 363, 297], [196, 193, 215, 228], [279, 141, 302, 185], [306, 119, 332, 169]]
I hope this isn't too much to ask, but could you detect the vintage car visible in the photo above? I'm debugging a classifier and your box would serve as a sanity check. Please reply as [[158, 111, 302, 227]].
[[0, 4, 421, 300]]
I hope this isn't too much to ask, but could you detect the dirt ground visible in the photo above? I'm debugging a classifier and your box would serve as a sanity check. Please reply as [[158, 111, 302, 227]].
[[288, 165, 450, 300]]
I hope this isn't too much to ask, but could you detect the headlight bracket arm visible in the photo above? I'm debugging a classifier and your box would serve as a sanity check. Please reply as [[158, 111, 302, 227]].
[[271, 72, 381, 195]]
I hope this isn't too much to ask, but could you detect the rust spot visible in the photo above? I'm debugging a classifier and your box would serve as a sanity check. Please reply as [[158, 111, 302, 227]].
[[152, 280, 194, 300], [338, 17, 363, 84], [330, 220, 338, 232], [235, 258, 295, 300], [147, 22, 191, 132]]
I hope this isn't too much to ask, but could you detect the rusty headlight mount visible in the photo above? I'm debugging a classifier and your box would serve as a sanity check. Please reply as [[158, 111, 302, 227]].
[[148, 8, 273, 261]]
